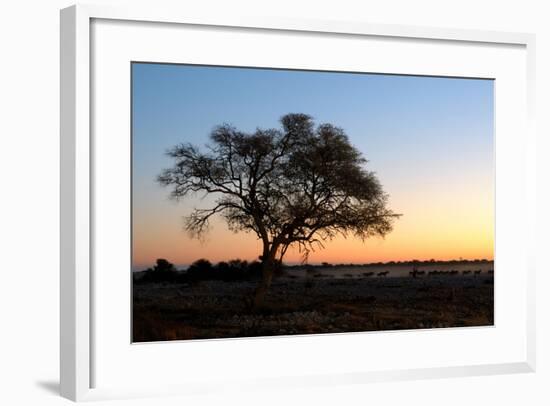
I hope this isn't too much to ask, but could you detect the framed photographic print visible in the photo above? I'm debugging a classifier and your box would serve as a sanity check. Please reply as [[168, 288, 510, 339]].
[[131, 62, 496, 341], [60, 4, 536, 401]]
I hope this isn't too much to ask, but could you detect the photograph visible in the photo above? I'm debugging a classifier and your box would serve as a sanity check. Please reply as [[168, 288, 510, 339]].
[[131, 62, 494, 342]]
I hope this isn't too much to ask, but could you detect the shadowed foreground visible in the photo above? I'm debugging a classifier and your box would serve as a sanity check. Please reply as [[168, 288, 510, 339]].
[[133, 267, 493, 342]]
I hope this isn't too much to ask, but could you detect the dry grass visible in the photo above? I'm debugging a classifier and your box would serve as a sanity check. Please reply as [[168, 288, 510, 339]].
[[133, 275, 494, 342]]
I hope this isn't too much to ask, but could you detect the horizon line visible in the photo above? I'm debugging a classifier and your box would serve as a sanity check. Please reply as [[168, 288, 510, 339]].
[[132, 256, 495, 271]]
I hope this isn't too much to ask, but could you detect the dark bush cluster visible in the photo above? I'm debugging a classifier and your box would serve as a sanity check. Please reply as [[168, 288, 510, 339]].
[[134, 259, 180, 283], [134, 258, 268, 284], [189, 258, 265, 281]]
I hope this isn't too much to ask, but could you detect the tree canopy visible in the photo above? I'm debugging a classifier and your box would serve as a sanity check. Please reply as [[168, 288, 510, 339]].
[[158, 113, 398, 260], [158, 113, 399, 306]]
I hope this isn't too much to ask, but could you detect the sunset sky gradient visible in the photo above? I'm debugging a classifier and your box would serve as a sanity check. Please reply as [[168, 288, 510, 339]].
[[132, 63, 494, 270]]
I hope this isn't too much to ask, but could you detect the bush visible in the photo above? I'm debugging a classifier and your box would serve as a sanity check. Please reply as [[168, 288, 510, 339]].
[[134, 258, 181, 283], [186, 258, 263, 282], [186, 259, 215, 281], [135, 258, 267, 284], [153, 258, 176, 273]]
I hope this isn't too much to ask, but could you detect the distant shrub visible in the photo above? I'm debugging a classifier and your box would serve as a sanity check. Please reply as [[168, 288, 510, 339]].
[[135, 258, 271, 284], [186, 258, 263, 282], [134, 259, 181, 283], [153, 258, 177, 273], [186, 258, 214, 279]]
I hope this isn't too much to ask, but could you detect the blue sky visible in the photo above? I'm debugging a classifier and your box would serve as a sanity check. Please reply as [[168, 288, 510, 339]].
[[132, 62, 494, 268]]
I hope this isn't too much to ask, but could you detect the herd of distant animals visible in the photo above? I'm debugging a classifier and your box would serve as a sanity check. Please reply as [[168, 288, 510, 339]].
[[408, 268, 493, 277], [355, 269, 495, 278], [306, 268, 494, 278]]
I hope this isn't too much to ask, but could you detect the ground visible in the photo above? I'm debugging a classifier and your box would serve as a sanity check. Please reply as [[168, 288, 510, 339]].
[[133, 266, 494, 342]]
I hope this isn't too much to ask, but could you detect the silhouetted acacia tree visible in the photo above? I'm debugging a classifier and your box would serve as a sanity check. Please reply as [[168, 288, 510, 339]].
[[158, 113, 399, 308]]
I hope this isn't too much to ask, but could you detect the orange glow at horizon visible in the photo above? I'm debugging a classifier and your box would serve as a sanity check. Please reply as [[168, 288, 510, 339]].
[[132, 180, 494, 269]]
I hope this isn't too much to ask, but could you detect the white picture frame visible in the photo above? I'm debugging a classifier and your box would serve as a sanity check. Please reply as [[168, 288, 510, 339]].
[[60, 3, 536, 402]]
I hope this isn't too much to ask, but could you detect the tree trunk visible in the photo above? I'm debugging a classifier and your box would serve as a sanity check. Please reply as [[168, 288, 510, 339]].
[[252, 258, 275, 309], [252, 246, 278, 310]]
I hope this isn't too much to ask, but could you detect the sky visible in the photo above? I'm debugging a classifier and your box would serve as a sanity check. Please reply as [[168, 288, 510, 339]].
[[132, 62, 494, 270]]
